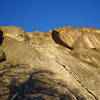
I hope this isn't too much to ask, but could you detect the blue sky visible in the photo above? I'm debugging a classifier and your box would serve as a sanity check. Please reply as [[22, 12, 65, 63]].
[[0, 0, 100, 32]]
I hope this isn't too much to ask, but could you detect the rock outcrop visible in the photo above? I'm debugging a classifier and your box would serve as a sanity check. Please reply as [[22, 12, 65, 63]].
[[0, 26, 100, 100]]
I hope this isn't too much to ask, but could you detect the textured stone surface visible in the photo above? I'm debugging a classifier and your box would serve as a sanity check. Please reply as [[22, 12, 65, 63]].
[[0, 26, 29, 42], [0, 26, 100, 100], [0, 48, 6, 62]]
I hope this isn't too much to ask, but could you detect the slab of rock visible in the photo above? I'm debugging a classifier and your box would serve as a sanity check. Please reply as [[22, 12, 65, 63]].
[[0, 26, 100, 100]]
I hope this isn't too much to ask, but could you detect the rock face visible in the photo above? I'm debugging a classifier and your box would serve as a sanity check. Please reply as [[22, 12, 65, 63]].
[[0, 49, 6, 62], [26, 31, 54, 46], [0, 26, 29, 43], [0, 26, 100, 100]]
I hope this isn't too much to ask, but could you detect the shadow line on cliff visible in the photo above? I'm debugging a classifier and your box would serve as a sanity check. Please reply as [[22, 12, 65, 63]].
[[0, 30, 4, 45], [51, 31, 73, 50]]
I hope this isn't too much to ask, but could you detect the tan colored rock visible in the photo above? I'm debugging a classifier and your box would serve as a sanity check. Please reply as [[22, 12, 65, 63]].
[[0, 43, 97, 100], [27, 31, 54, 45], [79, 27, 100, 33], [73, 31, 100, 49], [50, 26, 100, 50], [72, 48, 100, 68], [49, 26, 82, 49], [72, 31, 100, 68], [79, 27, 100, 42], [52, 26, 75, 32], [0, 26, 100, 100], [27, 30, 72, 53], [0, 26, 29, 43]]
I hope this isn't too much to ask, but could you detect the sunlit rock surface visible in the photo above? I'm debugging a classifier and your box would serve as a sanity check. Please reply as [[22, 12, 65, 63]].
[[0, 26, 100, 100]]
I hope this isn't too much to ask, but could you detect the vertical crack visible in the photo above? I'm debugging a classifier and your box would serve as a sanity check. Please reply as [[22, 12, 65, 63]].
[[0, 30, 4, 45], [51, 58, 98, 100]]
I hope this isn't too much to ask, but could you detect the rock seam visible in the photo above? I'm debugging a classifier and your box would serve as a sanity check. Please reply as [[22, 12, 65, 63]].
[[51, 58, 98, 100]]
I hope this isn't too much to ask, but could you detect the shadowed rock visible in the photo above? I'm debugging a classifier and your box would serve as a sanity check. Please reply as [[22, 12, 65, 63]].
[[0, 30, 4, 45], [51, 30, 73, 50], [0, 49, 6, 62]]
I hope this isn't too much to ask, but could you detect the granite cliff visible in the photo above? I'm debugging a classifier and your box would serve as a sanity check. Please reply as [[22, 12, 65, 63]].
[[0, 26, 100, 100]]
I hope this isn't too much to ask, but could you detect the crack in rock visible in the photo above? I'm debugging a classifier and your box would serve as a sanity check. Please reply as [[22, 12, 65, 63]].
[[51, 58, 98, 100]]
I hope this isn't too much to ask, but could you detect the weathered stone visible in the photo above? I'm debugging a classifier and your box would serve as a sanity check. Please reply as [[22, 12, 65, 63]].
[[0, 26, 29, 43], [79, 27, 100, 42], [0, 48, 6, 62], [0, 26, 100, 100], [27, 31, 55, 46], [73, 31, 100, 49], [49, 26, 82, 49]]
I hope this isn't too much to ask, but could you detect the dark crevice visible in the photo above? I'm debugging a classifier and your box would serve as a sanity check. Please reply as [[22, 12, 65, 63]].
[[91, 48, 96, 50], [51, 31, 73, 50], [0, 30, 4, 45]]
